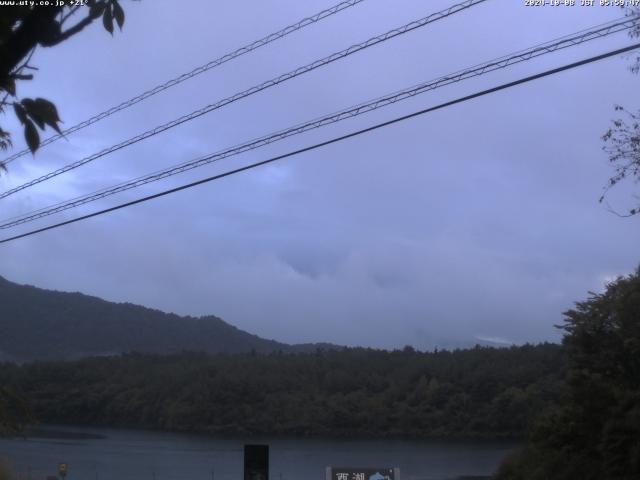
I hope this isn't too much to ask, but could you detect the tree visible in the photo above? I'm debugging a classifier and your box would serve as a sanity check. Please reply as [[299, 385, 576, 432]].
[[600, 7, 640, 216], [0, 0, 127, 164], [0, 387, 33, 437], [494, 267, 640, 480]]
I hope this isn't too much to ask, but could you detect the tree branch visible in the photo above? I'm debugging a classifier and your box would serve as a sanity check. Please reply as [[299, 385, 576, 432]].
[[59, 5, 82, 26], [54, 5, 106, 45], [0, 8, 61, 79]]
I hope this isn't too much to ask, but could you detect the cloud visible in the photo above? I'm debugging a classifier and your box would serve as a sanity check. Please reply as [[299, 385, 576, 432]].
[[0, 0, 639, 350], [475, 336, 514, 346]]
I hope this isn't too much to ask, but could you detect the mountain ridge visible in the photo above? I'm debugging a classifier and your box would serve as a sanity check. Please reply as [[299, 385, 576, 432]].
[[0, 275, 337, 362]]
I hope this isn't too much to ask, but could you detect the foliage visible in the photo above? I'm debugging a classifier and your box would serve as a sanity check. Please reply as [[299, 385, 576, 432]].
[[0, 343, 565, 439], [493, 267, 640, 480], [600, 7, 640, 216], [0, 1, 126, 159], [628, 7, 640, 74], [0, 387, 33, 437], [601, 106, 640, 216]]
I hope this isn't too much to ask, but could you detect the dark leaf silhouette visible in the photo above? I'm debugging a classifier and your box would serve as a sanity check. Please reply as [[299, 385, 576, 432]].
[[20, 99, 45, 130], [113, 0, 125, 30], [89, 0, 107, 18], [33, 98, 62, 134], [24, 120, 39, 154], [0, 1, 124, 163], [13, 103, 27, 125], [1, 77, 16, 97], [103, 4, 114, 34]]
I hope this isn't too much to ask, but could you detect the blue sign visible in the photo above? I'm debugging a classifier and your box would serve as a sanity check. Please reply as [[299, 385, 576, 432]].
[[327, 467, 398, 480]]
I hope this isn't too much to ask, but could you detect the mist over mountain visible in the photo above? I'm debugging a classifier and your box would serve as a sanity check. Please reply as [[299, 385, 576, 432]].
[[0, 276, 335, 362]]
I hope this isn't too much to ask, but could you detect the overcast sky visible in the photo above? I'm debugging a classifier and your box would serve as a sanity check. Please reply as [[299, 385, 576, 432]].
[[0, 0, 638, 349]]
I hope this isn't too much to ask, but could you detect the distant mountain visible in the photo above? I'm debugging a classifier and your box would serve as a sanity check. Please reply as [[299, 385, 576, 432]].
[[0, 276, 337, 362]]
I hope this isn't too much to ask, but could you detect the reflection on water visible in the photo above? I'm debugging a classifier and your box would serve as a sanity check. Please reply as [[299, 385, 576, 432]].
[[0, 425, 517, 480]]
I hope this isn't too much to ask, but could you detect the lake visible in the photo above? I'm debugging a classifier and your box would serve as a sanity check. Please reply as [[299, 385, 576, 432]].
[[0, 425, 517, 480]]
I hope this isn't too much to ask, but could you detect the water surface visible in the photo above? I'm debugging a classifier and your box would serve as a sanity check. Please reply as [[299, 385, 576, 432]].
[[0, 425, 517, 480]]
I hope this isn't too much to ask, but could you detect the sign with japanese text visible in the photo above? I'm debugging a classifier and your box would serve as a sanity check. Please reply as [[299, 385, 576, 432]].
[[326, 467, 398, 480]]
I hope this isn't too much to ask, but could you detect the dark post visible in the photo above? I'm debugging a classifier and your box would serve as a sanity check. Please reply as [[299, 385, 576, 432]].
[[244, 444, 269, 480]]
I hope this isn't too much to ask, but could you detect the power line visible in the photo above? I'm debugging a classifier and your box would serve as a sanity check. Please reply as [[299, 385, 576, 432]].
[[1, 42, 638, 245], [1, 16, 636, 230], [0, 0, 366, 166], [0, 0, 488, 200]]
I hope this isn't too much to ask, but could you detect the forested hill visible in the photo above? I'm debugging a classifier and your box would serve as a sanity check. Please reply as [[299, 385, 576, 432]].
[[0, 275, 334, 362], [0, 344, 565, 439]]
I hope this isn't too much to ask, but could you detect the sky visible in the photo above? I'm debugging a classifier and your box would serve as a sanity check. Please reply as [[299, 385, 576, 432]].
[[0, 0, 639, 350]]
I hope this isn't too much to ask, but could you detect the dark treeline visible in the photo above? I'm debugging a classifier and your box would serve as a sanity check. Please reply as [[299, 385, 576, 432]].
[[494, 267, 640, 480], [0, 344, 564, 439]]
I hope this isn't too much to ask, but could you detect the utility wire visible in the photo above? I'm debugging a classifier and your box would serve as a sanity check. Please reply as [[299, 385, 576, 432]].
[[1, 16, 636, 229], [0, 0, 366, 166], [0, 0, 488, 200], [1, 42, 638, 245]]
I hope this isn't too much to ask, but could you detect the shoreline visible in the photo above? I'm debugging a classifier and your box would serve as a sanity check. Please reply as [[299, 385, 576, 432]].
[[16, 422, 524, 444]]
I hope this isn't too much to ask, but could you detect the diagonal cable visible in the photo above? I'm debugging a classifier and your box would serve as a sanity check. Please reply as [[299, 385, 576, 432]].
[[1, 0, 366, 166], [0, 0, 488, 199], [0, 16, 637, 229], [1, 42, 639, 245]]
